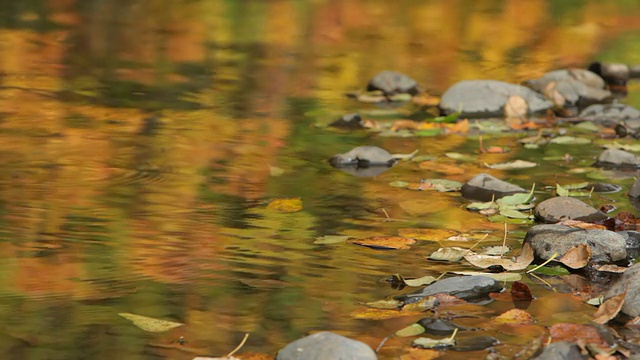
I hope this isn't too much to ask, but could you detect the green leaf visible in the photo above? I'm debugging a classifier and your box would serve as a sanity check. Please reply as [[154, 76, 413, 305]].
[[396, 324, 426, 337], [389, 181, 409, 188], [314, 235, 350, 244], [499, 209, 532, 219], [415, 129, 444, 137], [496, 184, 535, 206], [445, 152, 476, 162], [429, 247, 468, 262], [467, 201, 498, 211], [392, 149, 419, 160], [525, 265, 570, 275], [602, 141, 640, 152], [431, 111, 461, 123], [118, 313, 184, 333], [550, 136, 591, 145], [404, 275, 438, 287]]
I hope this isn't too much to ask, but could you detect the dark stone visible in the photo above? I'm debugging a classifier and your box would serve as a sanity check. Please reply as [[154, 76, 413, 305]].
[[396, 276, 503, 303], [461, 173, 527, 202], [417, 318, 468, 336], [534, 197, 608, 223], [328, 146, 396, 169], [367, 71, 419, 96], [620, 231, 640, 249], [630, 179, 640, 199], [604, 263, 640, 317], [439, 80, 552, 118], [631, 65, 640, 79], [588, 62, 630, 87], [452, 336, 500, 352], [579, 103, 640, 123], [276, 331, 377, 360], [594, 149, 640, 168], [585, 182, 622, 194], [532, 341, 587, 360], [329, 113, 365, 129], [523, 224, 627, 264]]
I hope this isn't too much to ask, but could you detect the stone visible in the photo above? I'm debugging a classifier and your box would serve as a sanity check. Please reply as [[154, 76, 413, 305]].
[[534, 197, 608, 223], [328, 146, 396, 168], [329, 113, 365, 129], [532, 341, 587, 360], [523, 224, 627, 264], [579, 103, 640, 123], [604, 263, 640, 317], [396, 275, 503, 303], [276, 331, 377, 360], [588, 62, 630, 87], [594, 149, 640, 168], [367, 71, 419, 96], [630, 178, 640, 198], [460, 173, 527, 202], [439, 80, 552, 118]]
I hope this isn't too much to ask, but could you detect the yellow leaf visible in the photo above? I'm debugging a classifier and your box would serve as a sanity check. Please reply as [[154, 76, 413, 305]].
[[118, 313, 184, 332], [267, 197, 303, 212]]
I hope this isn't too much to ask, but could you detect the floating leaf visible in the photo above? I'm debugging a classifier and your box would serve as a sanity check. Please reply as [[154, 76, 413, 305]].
[[417, 179, 463, 192], [364, 299, 403, 309], [550, 136, 591, 145], [557, 243, 591, 269], [386, 274, 438, 287], [351, 308, 420, 320], [352, 236, 416, 250], [118, 313, 184, 332], [429, 247, 469, 262], [415, 129, 444, 137], [499, 208, 532, 219], [431, 111, 461, 123], [603, 141, 640, 152], [269, 165, 284, 176], [593, 290, 626, 324], [483, 245, 510, 256], [510, 281, 534, 302], [464, 243, 534, 271], [403, 296, 439, 312], [526, 265, 570, 275], [392, 149, 419, 160], [467, 201, 498, 211], [445, 152, 476, 162], [389, 181, 410, 188], [396, 323, 426, 337], [496, 184, 535, 206], [313, 235, 349, 244], [549, 323, 609, 347], [493, 309, 534, 325], [398, 228, 459, 241], [485, 160, 537, 170], [413, 328, 458, 349], [267, 198, 303, 212], [450, 271, 522, 282]]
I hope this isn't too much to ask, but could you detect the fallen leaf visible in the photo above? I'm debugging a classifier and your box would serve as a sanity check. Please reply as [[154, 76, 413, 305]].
[[402, 296, 440, 312], [413, 328, 458, 349], [313, 235, 349, 244], [445, 152, 475, 161], [351, 308, 421, 320], [557, 220, 606, 230], [550, 136, 591, 145], [493, 309, 535, 325], [593, 290, 626, 324], [400, 348, 444, 360], [267, 198, 303, 212], [557, 243, 591, 269], [352, 236, 417, 250], [464, 243, 534, 270], [450, 271, 522, 282], [412, 94, 441, 106], [419, 161, 465, 175], [396, 324, 426, 337], [387, 274, 438, 287], [391, 120, 421, 131], [550, 323, 609, 347], [596, 264, 628, 273], [118, 313, 184, 332], [414, 179, 463, 192], [511, 281, 534, 302], [429, 247, 469, 262], [398, 228, 459, 241], [364, 299, 403, 309], [504, 95, 528, 119], [446, 119, 469, 134], [484, 160, 537, 170]]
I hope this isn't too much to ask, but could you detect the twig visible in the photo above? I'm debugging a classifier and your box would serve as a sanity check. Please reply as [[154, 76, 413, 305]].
[[526, 253, 559, 274], [501, 223, 508, 259], [465, 233, 489, 255], [375, 336, 391, 353], [227, 333, 249, 357]]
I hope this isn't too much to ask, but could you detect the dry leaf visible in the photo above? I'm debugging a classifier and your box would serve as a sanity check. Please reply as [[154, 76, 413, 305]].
[[446, 119, 469, 134], [596, 264, 628, 273], [391, 120, 421, 131], [118, 313, 184, 332], [558, 243, 591, 269], [398, 228, 459, 241], [511, 281, 534, 302], [493, 309, 535, 325], [400, 347, 444, 360], [464, 243, 534, 270], [593, 291, 626, 324], [352, 236, 416, 250], [549, 323, 609, 347], [557, 220, 606, 230], [412, 94, 441, 106], [267, 198, 303, 212], [505, 95, 528, 119]]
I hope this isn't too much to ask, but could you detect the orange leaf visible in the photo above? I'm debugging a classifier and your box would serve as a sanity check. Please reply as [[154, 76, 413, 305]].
[[352, 236, 417, 250], [558, 243, 591, 269], [557, 220, 606, 230], [549, 323, 609, 347], [418, 161, 465, 175], [493, 309, 535, 325], [412, 94, 441, 107], [391, 120, 421, 131], [400, 348, 444, 360], [446, 119, 469, 134], [267, 197, 303, 212], [593, 290, 626, 324]]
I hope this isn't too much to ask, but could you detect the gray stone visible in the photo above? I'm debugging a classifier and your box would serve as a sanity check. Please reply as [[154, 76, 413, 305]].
[[329, 113, 364, 129], [532, 341, 587, 360], [439, 80, 553, 118], [588, 62, 630, 86], [579, 103, 640, 123], [630, 179, 640, 198], [525, 69, 612, 112], [534, 197, 608, 223], [367, 71, 419, 96], [604, 263, 640, 317], [328, 146, 396, 168], [276, 331, 377, 360], [461, 173, 527, 202], [594, 149, 640, 168], [523, 224, 627, 264], [397, 275, 503, 303]]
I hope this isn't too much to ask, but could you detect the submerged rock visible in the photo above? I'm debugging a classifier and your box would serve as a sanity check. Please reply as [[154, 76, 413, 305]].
[[532, 341, 587, 360], [367, 71, 419, 96], [439, 80, 553, 118], [396, 275, 503, 303], [594, 149, 640, 168], [460, 173, 527, 202], [328, 146, 396, 168], [534, 197, 608, 223], [329, 113, 365, 129], [523, 224, 627, 264], [276, 331, 377, 360], [604, 263, 640, 317], [579, 103, 640, 123]]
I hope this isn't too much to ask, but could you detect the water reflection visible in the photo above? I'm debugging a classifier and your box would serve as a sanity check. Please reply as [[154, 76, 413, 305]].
[[1, 0, 640, 358]]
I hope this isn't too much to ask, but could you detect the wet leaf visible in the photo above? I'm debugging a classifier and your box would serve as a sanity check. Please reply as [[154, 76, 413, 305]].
[[389, 93, 413, 102], [493, 309, 535, 325], [412, 94, 440, 106], [485, 160, 537, 170], [118, 313, 184, 333], [510, 281, 534, 302], [445, 152, 476, 161], [419, 161, 465, 175], [267, 198, 303, 213], [417, 179, 463, 192], [467, 201, 497, 211], [550, 136, 591, 145], [391, 120, 421, 131], [351, 308, 421, 320], [496, 184, 535, 206], [504, 95, 528, 119], [602, 141, 640, 152], [393, 149, 419, 160], [429, 247, 469, 262], [313, 235, 349, 244], [389, 181, 410, 188], [549, 323, 609, 347], [446, 119, 470, 134], [402, 296, 439, 312], [413, 328, 458, 349], [387, 274, 437, 287], [269, 165, 284, 176], [596, 264, 628, 273], [593, 290, 626, 324], [557, 243, 591, 269], [352, 236, 417, 250], [364, 299, 403, 309], [450, 271, 522, 282], [525, 265, 570, 275], [464, 243, 534, 270], [397, 323, 426, 337], [415, 129, 444, 137], [483, 245, 510, 256], [499, 208, 532, 219], [399, 348, 444, 360], [431, 111, 461, 123], [398, 228, 459, 241]]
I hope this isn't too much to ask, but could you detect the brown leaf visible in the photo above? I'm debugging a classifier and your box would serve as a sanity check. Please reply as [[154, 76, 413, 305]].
[[596, 264, 628, 273], [391, 120, 421, 131], [418, 161, 465, 175], [557, 220, 606, 230], [446, 119, 469, 134], [352, 236, 416, 250], [464, 243, 534, 271], [549, 323, 609, 347], [400, 347, 444, 360], [625, 316, 640, 328], [493, 309, 535, 325], [397, 228, 459, 241], [511, 281, 534, 302], [504, 95, 528, 119], [558, 243, 591, 269], [593, 291, 626, 324]]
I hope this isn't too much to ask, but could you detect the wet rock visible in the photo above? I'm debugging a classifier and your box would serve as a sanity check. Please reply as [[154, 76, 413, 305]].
[[328, 146, 396, 168], [594, 149, 640, 168], [439, 80, 553, 118], [604, 262, 640, 317], [523, 224, 627, 264], [417, 318, 469, 336], [579, 103, 640, 124], [619, 231, 640, 260], [367, 71, 419, 96], [534, 197, 608, 223], [329, 113, 365, 129], [588, 62, 630, 87], [585, 182, 622, 194], [461, 173, 527, 202], [532, 341, 587, 360], [629, 178, 640, 198], [396, 275, 503, 303], [631, 65, 640, 79], [276, 331, 377, 360]]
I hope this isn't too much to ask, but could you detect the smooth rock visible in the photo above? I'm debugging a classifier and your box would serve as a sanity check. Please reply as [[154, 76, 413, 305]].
[[629, 178, 640, 198], [588, 62, 630, 87], [461, 173, 527, 202], [594, 149, 640, 168], [417, 318, 468, 336], [525, 69, 612, 112], [585, 182, 622, 194], [329, 113, 365, 129], [276, 331, 377, 360], [604, 263, 640, 317], [534, 197, 608, 223], [439, 80, 553, 118], [396, 275, 503, 303], [523, 224, 627, 264], [328, 146, 396, 168], [532, 341, 587, 360], [579, 103, 640, 123], [367, 71, 419, 96]]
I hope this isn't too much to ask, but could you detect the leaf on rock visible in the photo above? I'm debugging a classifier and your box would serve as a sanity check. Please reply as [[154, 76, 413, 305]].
[[267, 198, 303, 213], [593, 290, 626, 324], [510, 281, 534, 302], [398, 228, 459, 241], [596, 264, 628, 273], [364, 299, 403, 309], [464, 243, 534, 270], [118, 313, 184, 332], [550, 136, 591, 145], [496, 184, 535, 206], [313, 235, 350, 244], [549, 323, 610, 347], [557, 243, 591, 269], [352, 236, 417, 250], [429, 247, 469, 262], [504, 95, 528, 119], [450, 271, 522, 282], [557, 220, 606, 230], [603, 141, 640, 152], [485, 160, 537, 170], [396, 323, 427, 337], [493, 309, 535, 325], [402, 296, 439, 312]]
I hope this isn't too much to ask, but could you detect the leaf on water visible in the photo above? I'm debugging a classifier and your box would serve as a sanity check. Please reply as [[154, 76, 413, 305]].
[[398, 228, 460, 241], [267, 198, 303, 213], [403, 275, 439, 287], [352, 236, 417, 250], [556, 182, 592, 197], [412, 94, 441, 106], [525, 264, 570, 275], [429, 247, 469, 262], [269, 165, 284, 177], [450, 271, 522, 282], [400, 348, 443, 360], [557, 243, 591, 269], [364, 299, 403, 309], [396, 323, 426, 337], [493, 309, 535, 325], [419, 161, 465, 175], [431, 111, 461, 123], [445, 119, 470, 134], [499, 208, 532, 219], [464, 243, 533, 270], [351, 308, 421, 320], [550, 136, 591, 145], [445, 152, 476, 161], [496, 184, 535, 206], [587, 296, 604, 306], [413, 328, 458, 349], [417, 179, 463, 192], [118, 313, 184, 333], [467, 201, 498, 211], [392, 149, 419, 160], [391, 120, 421, 131], [510, 281, 534, 302], [483, 245, 511, 256], [415, 129, 444, 137], [485, 160, 537, 170], [573, 121, 599, 132], [550, 323, 609, 347], [593, 291, 626, 324], [402, 296, 439, 312], [602, 141, 640, 152], [388, 93, 413, 102], [389, 181, 410, 188], [313, 235, 350, 244], [557, 220, 606, 230]]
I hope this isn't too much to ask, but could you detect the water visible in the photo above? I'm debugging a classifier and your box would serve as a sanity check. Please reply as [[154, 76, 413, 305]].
[[1, 1, 640, 358]]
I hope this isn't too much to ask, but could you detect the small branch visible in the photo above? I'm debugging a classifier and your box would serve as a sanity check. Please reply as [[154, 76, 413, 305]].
[[227, 333, 249, 357]]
